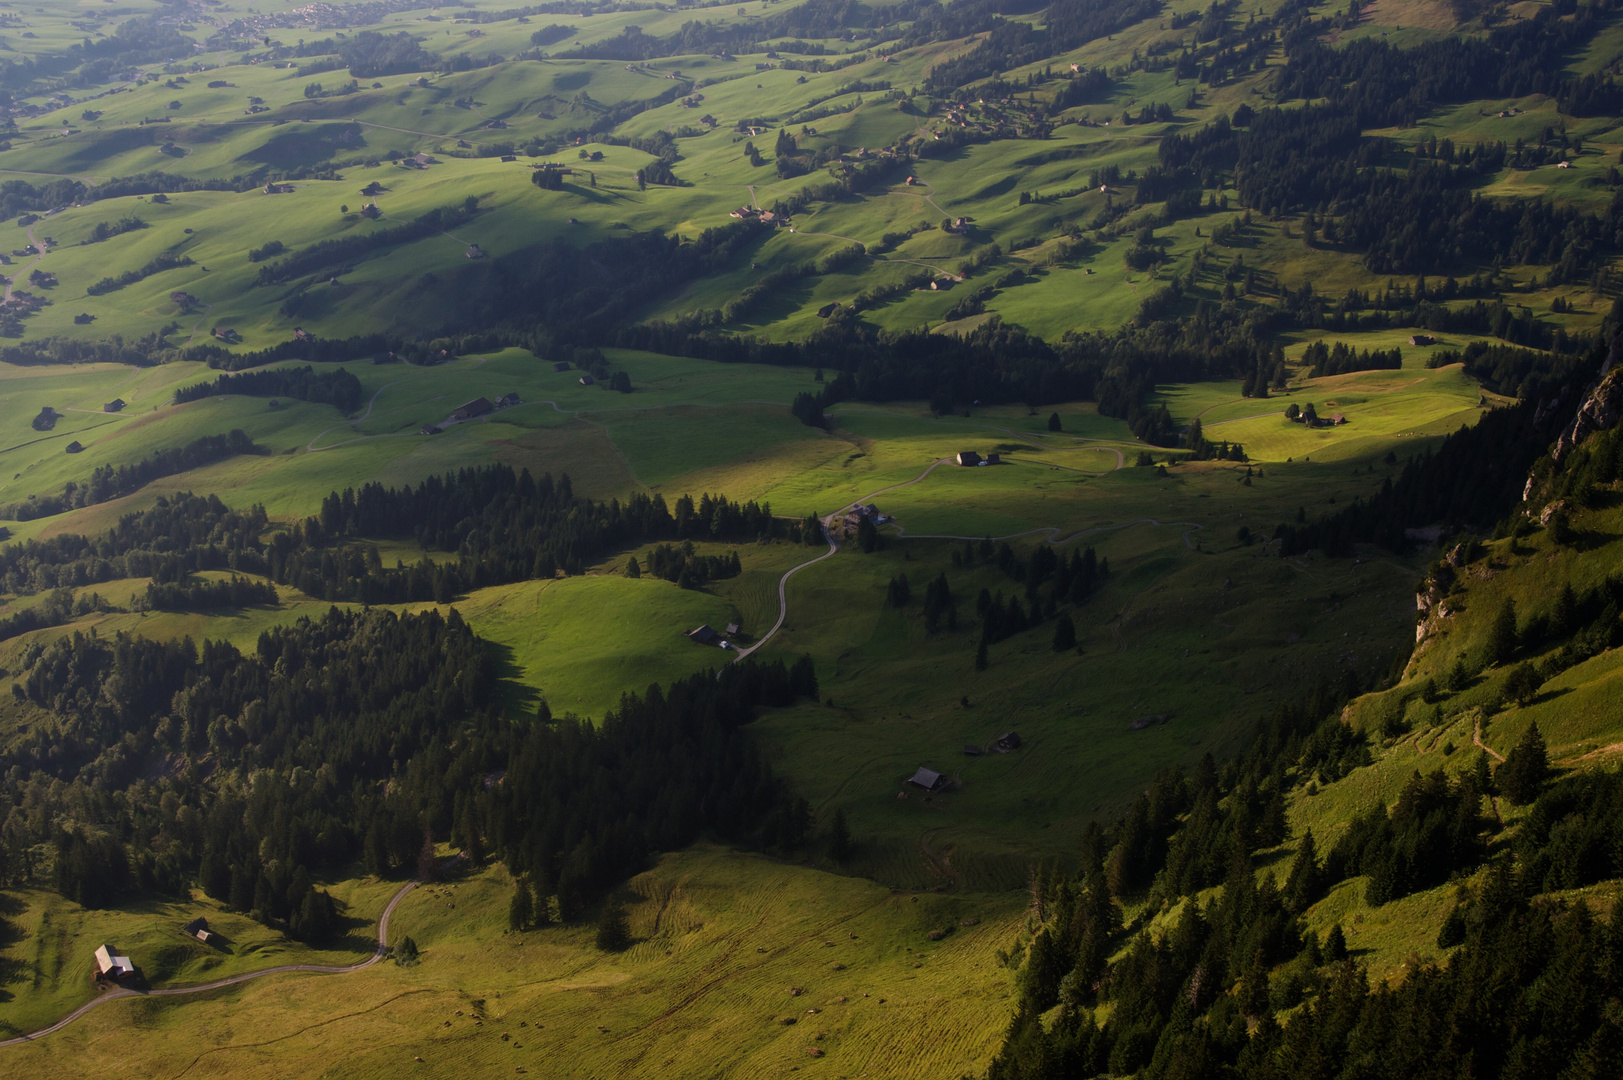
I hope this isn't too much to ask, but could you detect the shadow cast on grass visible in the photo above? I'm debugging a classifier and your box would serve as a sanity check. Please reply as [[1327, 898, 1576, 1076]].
[[485, 639, 540, 717]]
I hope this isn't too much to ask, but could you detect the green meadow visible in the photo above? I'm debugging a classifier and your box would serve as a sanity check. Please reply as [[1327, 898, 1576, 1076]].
[[2, 847, 1026, 1080], [2, 0, 1623, 1072]]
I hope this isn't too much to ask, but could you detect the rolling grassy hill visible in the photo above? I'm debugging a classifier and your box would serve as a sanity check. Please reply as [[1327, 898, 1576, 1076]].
[[4, 0, 1623, 1075]]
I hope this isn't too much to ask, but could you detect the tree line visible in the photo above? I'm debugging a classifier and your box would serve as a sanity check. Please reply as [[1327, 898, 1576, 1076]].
[[173, 365, 364, 414], [0, 464, 799, 613], [0, 430, 264, 523]]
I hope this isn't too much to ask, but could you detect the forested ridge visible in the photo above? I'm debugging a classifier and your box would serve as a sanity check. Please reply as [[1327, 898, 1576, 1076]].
[[987, 651, 1623, 1080], [0, 465, 797, 626], [2, 601, 819, 940], [981, 329, 1623, 1078]]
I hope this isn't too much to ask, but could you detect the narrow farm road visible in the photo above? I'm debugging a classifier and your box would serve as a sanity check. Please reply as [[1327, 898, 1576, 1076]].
[[0, 876, 422, 1049], [182, 302, 214, 347], [729, 455, 976, 662], [731, 457, 1204, 662], [305, 380, 406, 451], [729, 525, 838, 662]]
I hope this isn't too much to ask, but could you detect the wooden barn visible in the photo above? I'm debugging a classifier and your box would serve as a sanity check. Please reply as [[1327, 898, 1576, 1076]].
[[452, 397, 493, 421], [93, 944, 138, 983], [909, 767, 946, 792]]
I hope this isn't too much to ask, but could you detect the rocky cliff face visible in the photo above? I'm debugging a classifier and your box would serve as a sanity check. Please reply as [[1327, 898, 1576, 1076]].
[[1523, 336, 1623, 503], [1551, 365, 1623, 467]]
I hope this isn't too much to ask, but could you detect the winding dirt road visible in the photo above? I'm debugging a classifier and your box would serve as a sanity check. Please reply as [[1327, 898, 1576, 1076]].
[[0, 877, 421, 1049], [729, 452, 1203, 663], [730, 525, 838, 662]]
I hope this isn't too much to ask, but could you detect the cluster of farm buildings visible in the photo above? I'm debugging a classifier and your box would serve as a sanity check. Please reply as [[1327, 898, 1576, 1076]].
[[686, 621, 741, 649], [907, 732, 1022, 794], [91, 917, 217, 989], [421, 392, 522, 434], [834, 502, 890, 537]]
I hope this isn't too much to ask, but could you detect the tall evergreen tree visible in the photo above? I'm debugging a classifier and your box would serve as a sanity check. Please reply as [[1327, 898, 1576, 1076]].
[[1498, 721, 1550, 805], [595, 900, 631, 951], [826, 809, 851, 864], [1053, 613, 1077, 651], [1488, 597, 1519, 666], [1282, 829, 1321, 914], [509, 878, 534, 931]]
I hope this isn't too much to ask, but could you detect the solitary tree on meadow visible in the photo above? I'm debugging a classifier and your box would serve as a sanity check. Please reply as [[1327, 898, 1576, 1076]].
[[596, 901, 631, 951], [1052, 613, 1076, 651]]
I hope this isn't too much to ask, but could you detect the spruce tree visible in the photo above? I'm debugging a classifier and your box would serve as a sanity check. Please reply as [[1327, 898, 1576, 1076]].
[[975, 638, 988, 671], [595, 901, 631, 951], [1047, 412, 1062, 431], [416, 832, 438, 883], [1323, 924, 1348, 961], [625, 556, 641, 578], [1498, 721, 1550, 805], [1282, 830, 1321, 914], [1447, 655, 1473, 692], [827, 809, 852, 864], [509, 879, 534, 931], [857, 515, 880, 553], [1488, 597, 1519, 666], [1437, 905, 1467, 948], [1052, 613, 1077, 651]]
